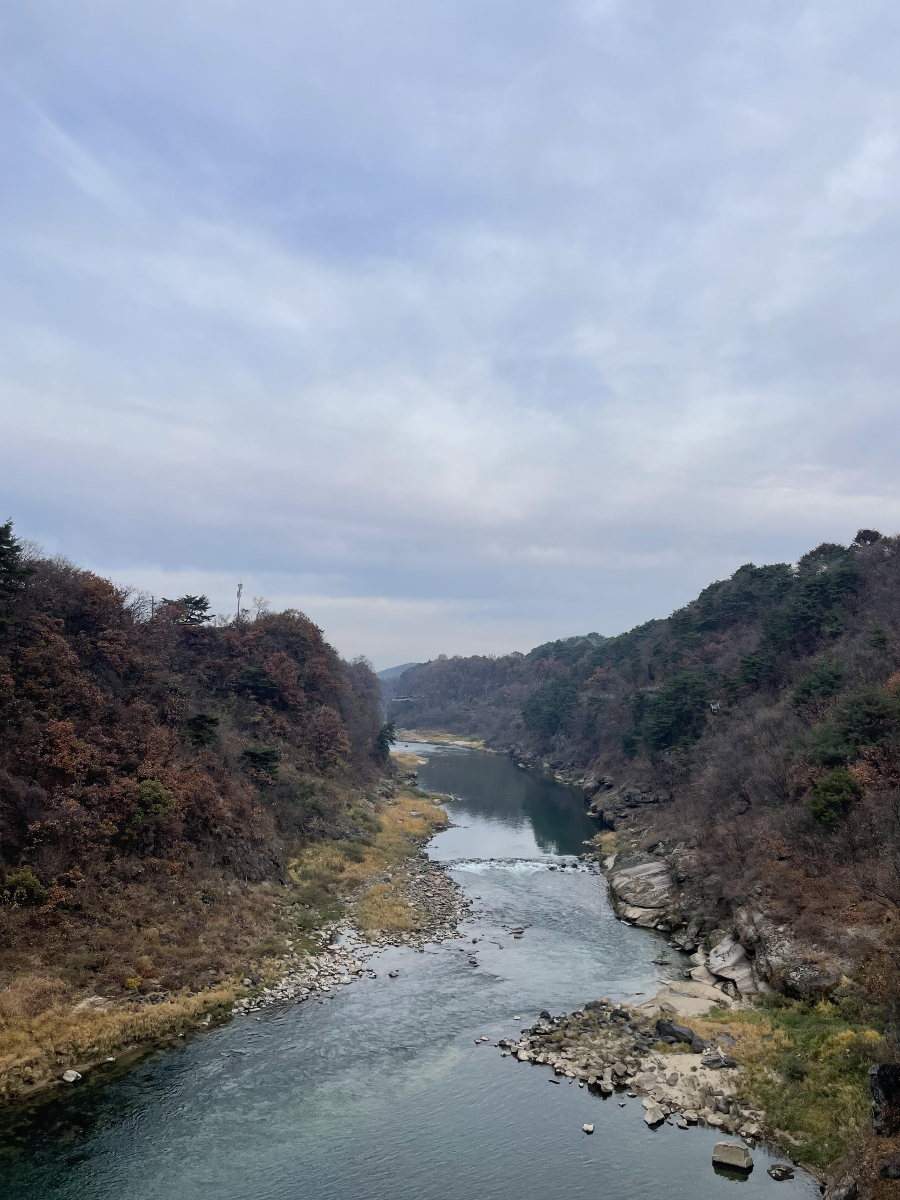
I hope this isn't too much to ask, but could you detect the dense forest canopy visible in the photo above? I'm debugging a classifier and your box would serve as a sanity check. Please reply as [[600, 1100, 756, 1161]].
[[389, 532, 900, 982], [0, 521, 388, 997]]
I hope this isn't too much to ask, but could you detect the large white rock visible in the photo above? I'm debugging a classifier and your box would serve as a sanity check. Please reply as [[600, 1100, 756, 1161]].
[[62, 1069, 82, 1083], [707, 935, 757, 996], [608, 860, 674, 910], [621, 905, 665, 927], [643, 1102, 665, 1126], [712, 1142, 753, 1171], [636, 979, 737, 1017]]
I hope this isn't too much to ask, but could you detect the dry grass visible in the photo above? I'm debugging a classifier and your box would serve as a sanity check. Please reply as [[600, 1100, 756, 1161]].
[[288, 789, 448, 936], [690, 1000, 881, 1167], [590, 830, 618, 855], [394, 729, 486, 749], [390, 751, 428, 770], [0, 974, 238, 1104], [0, 787, 447, 1105]]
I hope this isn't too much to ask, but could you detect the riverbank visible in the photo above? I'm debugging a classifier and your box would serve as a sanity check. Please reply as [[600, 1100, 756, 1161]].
[[569, 829, 884, 1176], [0, 777, 466, 1108], [395, 729, 488, 749]]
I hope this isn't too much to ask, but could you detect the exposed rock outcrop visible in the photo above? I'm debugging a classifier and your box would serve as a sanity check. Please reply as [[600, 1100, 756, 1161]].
[[606, 853, 676, 930]]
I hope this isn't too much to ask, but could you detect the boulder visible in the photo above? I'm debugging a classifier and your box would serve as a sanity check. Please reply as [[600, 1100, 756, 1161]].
[[870, 1063, 900, 1136], [780, 963, 840, 1000], [656, 1018, 695, 1044], [707, 934, 757, 996], [637, 979, 737, 1018], [62, 1069, 82, 1083], [768, 1165, 794, 1181], [582, 772, 613, 799], [582, 1123, 594, 1134], [712, 1142, 753, 1172], [608, 857, 674, 911], [643, 1102, 665, 1126], [621, 905, 666, 927], [823, 1176, 857, 1200]]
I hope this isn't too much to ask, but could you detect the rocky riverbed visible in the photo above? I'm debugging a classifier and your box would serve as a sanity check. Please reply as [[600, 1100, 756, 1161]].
[[232, 849, 472, 1017], [497, 999, 766, 1138]]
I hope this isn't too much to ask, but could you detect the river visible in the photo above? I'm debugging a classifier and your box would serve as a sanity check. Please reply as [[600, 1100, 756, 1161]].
[[0, 743, 817, 1199]]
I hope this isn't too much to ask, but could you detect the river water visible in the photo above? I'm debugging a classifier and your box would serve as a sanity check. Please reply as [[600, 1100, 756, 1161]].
[[0, 744, 817, 1199]]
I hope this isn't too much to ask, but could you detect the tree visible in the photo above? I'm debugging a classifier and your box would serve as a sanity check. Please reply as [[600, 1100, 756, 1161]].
[[792, 660, 844, 707], [523, 677, 578, 741], [186, 713, 220, 746], [854, 529, 882, 546], [131, 780, 175, 824], [375, 721, 396, 761], [637, 671, 711, 751], [835, 686, 900, 750], [160, 594, 213, 624], [0, 519, 33, 628], [808, 768, 863, 828], [240, 747, 280, 775], [234, 666, 281, 704]]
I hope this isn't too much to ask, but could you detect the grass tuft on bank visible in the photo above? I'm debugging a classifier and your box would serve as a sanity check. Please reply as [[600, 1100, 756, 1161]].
[[692, 998, 882, 1167], [288, 788, 448, 937]]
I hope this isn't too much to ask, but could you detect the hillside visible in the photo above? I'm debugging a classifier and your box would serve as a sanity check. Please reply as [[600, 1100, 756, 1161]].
[[389, 532, 900, 1011], [0, 521, 389, 1005]]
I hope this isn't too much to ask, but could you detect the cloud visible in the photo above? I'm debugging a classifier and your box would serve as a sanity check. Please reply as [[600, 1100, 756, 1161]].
[[3, 0, 900, 664]]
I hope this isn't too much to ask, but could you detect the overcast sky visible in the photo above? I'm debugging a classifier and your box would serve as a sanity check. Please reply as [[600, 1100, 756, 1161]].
[[3, 1, 899, 668]]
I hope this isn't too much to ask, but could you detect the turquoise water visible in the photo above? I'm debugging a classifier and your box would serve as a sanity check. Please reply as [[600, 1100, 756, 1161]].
[[0, 744, 817, 1199]]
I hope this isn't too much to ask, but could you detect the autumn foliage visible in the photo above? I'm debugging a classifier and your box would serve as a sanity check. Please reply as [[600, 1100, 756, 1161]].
[[0, 523, 386, 998]]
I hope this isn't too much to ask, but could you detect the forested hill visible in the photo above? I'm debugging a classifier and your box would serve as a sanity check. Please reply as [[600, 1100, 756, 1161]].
[[390, 532, 900, 980], [0, 521, 388, 999], [385, 632, 605, 735]]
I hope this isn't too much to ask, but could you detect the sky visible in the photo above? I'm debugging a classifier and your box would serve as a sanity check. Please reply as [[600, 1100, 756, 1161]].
[[3, 1, 900, 669]]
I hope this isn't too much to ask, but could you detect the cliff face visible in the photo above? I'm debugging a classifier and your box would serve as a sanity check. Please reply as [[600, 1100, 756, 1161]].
[[391, 534, 900, 1008], [0, 529, 386, 998]]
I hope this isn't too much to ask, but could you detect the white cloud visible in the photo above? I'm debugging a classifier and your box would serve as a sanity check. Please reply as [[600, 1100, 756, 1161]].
[[3, 0, 900, 661]]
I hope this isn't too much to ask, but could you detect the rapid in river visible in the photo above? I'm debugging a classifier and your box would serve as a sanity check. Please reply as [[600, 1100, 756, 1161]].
[[0, 743, 818, 1200]]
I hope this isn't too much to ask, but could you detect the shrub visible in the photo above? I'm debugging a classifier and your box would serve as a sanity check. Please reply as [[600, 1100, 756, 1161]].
[[133, 780, 175, 824], [1, 866, 47, 907], [240, 747, 281, 775], [835, 686, 899, 750], [808, 768, 863, 828], [0, 974, 70, 1018], [234, 666, 281, 704], [792, 660, 844, 707], [186, 713, 220, 746]]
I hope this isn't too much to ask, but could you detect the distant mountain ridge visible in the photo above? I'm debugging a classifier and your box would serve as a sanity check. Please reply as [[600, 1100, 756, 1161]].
[[376, 662, 420, 679]]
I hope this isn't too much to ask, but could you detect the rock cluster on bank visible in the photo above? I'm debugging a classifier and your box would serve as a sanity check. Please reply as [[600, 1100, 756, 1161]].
[[497, 1001, 765, 1139], [592, 838, 843, 1005], [361, 850, 472, 950], [231, 851, 470, 1016]]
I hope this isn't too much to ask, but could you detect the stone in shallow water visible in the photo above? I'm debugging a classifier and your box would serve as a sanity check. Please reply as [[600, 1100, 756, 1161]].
[[62, 1070, 82, 1083], [768, 1165, 795, 1181], [582, 1123, 594, 1134], [712, 1142, 753, 1172]]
